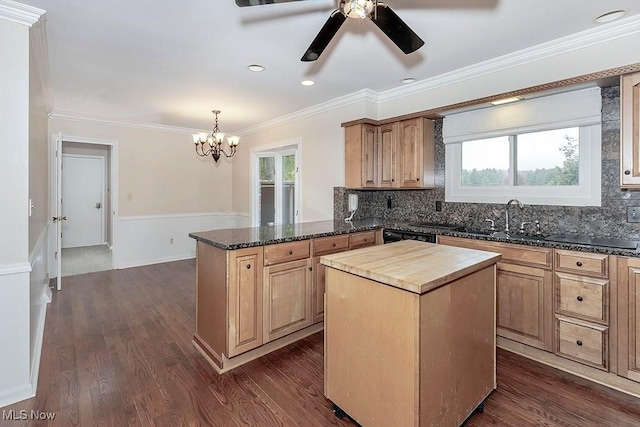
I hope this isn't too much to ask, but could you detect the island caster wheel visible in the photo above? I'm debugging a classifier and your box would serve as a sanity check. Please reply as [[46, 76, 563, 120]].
[[332, 403, 347, 419]]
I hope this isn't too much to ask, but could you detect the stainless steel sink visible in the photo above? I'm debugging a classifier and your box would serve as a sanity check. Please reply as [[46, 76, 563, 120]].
[[544, 234, 638, 250]]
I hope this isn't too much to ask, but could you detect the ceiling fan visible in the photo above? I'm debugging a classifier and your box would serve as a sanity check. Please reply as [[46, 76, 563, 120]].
[[235, 0, 424, 62]]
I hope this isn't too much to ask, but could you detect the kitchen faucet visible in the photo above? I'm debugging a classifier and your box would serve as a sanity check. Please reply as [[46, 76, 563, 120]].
[[504, 199, 524, 233]]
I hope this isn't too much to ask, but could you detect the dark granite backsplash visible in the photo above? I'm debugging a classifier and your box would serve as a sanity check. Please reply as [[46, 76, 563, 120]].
[[334, 86, 640, 240]]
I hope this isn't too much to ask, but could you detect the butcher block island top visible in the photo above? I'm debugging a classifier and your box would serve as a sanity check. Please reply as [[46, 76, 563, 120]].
[[321, 240, 502, 427], [320, 239, 501, 294]]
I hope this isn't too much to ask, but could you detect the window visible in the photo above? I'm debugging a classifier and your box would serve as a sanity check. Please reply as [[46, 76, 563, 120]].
[[252, 141, 301, 226], [444, 88, 602, 206]]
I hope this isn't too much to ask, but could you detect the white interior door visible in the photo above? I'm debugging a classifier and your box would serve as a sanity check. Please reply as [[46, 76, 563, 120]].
[[61, 154, 105, 248]]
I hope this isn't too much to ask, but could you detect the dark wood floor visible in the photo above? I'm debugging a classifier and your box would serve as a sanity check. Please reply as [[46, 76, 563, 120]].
[[4, 259, 640, 426]]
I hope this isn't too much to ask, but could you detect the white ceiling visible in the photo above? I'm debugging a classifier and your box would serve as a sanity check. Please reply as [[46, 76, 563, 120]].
[[22, 0, 640, 133]]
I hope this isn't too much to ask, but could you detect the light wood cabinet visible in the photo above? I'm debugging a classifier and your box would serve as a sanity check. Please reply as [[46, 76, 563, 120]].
[[263, 258, 313, 342], [617, 257, 640, 382], [552, 249, 611, 370], [344, 118, 434, 189], [438, 236, 553, 351], [621, 72, 640, 188], [194, 243, 264, 365], [397, 118, 435, 188], [311, 235, 351, 324]]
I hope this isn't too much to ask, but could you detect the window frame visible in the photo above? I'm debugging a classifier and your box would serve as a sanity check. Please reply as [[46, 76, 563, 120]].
[[445, 124, 601, 206]]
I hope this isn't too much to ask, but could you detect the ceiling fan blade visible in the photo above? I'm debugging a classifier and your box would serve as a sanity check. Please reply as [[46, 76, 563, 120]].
[[371, 3, 424, 54], [235, 0, 312, 7], [301, 9, 346, 62]]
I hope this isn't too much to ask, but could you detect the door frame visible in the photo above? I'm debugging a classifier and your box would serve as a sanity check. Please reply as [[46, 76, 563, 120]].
[[250, 138, 302, 227], [49, 134, 119, 289], [61, 153, 106, 248]]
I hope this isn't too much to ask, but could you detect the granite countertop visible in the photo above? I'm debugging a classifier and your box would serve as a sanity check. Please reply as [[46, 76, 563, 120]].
[[189, 217, 640, 257], [188, 219, 385, 250], [382, 221, 640, 257]]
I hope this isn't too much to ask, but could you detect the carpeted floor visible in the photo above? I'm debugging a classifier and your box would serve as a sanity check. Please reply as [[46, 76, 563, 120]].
[[61, 244, 112, 276]]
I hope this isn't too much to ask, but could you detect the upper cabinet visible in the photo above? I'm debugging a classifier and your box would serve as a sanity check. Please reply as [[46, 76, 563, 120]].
[[621, 72, 640, 188], [344, 118, 435, 189]]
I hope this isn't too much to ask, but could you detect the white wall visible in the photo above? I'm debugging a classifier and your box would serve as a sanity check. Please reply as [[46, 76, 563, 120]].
[[0, 4, 40, 407]]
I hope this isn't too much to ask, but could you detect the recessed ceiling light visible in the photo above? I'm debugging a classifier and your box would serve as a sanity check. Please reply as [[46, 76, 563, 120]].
[[401, 78, 416, 84], [300, 80, 315, 86], [247, 64, 265, 72], [490, 96, 522, 106], [595, 10, 626, 24]]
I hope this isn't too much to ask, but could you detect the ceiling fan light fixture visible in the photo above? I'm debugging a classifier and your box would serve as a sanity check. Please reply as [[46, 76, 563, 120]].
[[342, 0, 374, 19]]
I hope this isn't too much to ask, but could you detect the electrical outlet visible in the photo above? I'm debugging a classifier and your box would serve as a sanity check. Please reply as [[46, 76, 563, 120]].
[[435, 201, 442, 212], [627, 207, 640, 223], [127, 192, 133, 201], [170, 238, 174, 244]]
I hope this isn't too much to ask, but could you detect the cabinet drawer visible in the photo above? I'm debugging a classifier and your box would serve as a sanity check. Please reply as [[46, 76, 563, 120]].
[[555, 316, 608, 370], [554, 250, 608, 278], [350, 231, 377, 249], [264, 240, 310, 266], [438, 236, 552, 269], [312, 235, 350, 256], [555, 272, 608, 324]]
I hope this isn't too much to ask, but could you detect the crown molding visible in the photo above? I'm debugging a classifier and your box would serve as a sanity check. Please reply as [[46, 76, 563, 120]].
[[235, 88, 380, 136], [49, 110, 206, 135], [30, 18, 54, 113], [0, 0, 45, 26], [378, 13, 640, 103]]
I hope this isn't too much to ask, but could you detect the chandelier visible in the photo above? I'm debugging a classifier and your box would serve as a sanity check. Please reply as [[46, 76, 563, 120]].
[[192, 110, 240, 163]]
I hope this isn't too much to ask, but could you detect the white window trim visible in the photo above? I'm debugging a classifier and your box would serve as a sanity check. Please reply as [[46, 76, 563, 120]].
[[250, 139, 302, 227], [445, 124, 601, 206], [444, 87, 602, 207]]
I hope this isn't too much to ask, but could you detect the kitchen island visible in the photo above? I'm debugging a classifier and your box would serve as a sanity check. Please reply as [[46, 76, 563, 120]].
[[320, 240, 501, 427], [188, 219, 383, 373]]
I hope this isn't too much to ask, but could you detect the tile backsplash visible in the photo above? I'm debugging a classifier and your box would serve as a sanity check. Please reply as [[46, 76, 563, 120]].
[[334, 86, 640, 239]]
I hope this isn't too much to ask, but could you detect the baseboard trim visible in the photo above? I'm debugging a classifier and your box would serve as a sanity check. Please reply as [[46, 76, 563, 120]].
[[497, 336, 640, 399], [0, 384, 34, 409], [193, 323, 324, 375], [117, 254, 195, 270], [29, 295, 49, 395]]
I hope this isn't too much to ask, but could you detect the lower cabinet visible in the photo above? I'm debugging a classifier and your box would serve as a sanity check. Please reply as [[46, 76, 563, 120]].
[[263, 258, 313, 343], [617, 257, 640, 383], [497, 262, 553, 351], [438, 236, 553, 351]]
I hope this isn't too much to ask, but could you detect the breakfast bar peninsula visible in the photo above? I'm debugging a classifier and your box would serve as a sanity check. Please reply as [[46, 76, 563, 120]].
[[320, 240, 501, 427]]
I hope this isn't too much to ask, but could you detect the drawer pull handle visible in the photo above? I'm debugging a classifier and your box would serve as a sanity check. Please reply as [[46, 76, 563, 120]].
[[332, 243, 336, 247], [246, 264, 251, 269], [577, 295, 584, 302], [288, 250, 293, 255], [309, 266, 313, 271], [576, 261, 583, 267], [576, 340, 583, 346], [625, 170, 631, 175]]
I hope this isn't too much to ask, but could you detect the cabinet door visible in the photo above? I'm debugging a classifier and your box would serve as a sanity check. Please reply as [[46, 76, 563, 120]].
[[263, 258, 313, 342], [228, 248, 264, 357], [497, 262, 553, 351], [361, 124, 379, 188], [312, 256, 326, 324], [621, 72, 640, 187], [378, 123, 396, 188], [397, 118, 435, 188], [618, 257, 640, 382]]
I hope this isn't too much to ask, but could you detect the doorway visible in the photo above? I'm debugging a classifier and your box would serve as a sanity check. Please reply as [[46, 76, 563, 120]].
[[251, 141, 301, 227], [50, 135, 118, 288]]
